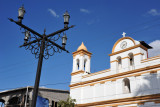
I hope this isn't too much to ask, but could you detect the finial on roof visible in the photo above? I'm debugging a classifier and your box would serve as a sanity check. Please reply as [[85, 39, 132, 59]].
[[77, 42, 87, 51], [122, 32, 126, 37]]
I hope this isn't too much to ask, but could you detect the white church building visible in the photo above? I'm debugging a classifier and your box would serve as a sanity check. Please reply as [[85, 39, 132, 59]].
[[70, 34, 160, 107]]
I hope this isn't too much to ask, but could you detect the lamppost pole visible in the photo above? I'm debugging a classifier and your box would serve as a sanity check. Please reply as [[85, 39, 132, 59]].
[[9, 6, 74, 107], [31, 34, 45, 107]]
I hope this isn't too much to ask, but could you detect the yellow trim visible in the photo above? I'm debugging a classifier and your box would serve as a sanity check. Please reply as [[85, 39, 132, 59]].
[[71, 70, 85, 76], [155, 100, 160, 103], [69, 64, 160, 88], [76, 94, 160, 107], [82, 69, 110, 78], [71, 69, 159, 89], [110, 53, 144, 63], [110, 60, 118, 63], [109, 44, 148, 56], [134, 53, 144, 56], [141, 54, 160, 63], [72, 49, 92, 59], [150, 70, 157, 74], [112, 37, 136, 53], [122, 56, 130, 59]]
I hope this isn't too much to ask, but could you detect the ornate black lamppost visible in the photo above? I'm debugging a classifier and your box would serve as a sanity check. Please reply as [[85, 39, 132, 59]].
[[9, 5, 74, 107]]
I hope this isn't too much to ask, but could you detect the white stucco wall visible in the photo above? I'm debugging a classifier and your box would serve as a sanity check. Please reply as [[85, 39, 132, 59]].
[[70, 37, 160, 106]]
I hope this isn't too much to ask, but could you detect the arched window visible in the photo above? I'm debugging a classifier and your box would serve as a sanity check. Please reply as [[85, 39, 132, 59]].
[[117, 56, 122, 72], [128, 53, 134, 70], [76, 59, 80, 70], [123, 78, 131, 94], [84, 59, 87, 71]]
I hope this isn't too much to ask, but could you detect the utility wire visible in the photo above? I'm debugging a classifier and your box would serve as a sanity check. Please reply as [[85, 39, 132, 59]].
[[0, 58, 159, 87], [0, 68, 159, 91]]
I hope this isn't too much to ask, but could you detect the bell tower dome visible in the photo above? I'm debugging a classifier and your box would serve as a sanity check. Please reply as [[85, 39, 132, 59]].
[[71, 42, 92, 84]]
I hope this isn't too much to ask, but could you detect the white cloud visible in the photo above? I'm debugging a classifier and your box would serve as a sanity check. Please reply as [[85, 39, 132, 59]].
[[40, 86, 47, 88], [148, 40, 160, 57], [48, 9, 59, 18], [147, 9, 160, 16], [80, 8, 90, 13]]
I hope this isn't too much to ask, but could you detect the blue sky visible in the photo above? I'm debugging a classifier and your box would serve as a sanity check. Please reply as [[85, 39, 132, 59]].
[[0, 0, 160, 91]]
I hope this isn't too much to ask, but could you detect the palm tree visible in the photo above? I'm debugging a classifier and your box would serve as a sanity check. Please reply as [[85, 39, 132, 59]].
[[58, 96, 76, 107]]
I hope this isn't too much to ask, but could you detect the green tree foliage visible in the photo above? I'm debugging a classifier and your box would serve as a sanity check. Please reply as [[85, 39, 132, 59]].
[[58, 96, 76, 107]]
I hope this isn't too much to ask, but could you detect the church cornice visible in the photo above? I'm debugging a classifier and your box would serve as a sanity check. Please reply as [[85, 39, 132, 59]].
[[141, 55, 160, 63], [109, 44, 148, 56], [110, 53, 144, 63], [76, 94, 160, 107], [82, 69, 110, 78], [69, 64, 160, 88], [72, 49, 92, 59], [71, 70, 85, 76]]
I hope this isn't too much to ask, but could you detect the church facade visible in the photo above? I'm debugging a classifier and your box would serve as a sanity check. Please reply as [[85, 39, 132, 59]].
[[70, 36, 160, 107]]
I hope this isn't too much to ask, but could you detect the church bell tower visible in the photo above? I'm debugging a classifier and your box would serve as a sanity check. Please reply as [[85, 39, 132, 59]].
[[71, 42, 92, 84]]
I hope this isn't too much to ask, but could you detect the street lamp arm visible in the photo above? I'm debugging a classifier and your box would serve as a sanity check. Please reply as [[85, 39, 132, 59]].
[[47, 39, 69, 53], [46, 25, 75, 38], [8, 18, 43, 38], [19, 38, 42, 48], [9, 7, 74, 107]]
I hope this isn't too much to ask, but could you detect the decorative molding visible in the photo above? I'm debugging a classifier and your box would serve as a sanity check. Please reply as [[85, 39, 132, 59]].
[[110, 53, 144, 63], [154, 100, 160, 104], [82, 69, 110, 78], [109, 44, 148, 56], [112, 37, 136, 53], [77, 94, 160, 107], [150, 70, 157, 74], [71, 70, 85, 76], [138, 102, 145, 105], [110, 60, 118, 63], [72, 49, 92, 59], [121, 56, 130, 59], [100, 81, 105, 84], [111, 79, 116, 82], [90, 84, 94, 86], [70, 64, 160, 88], [134, 53, 144, 56], [71, 69, 159, 89], [141, 55, 160, 63], [134, 74, 141, 77]]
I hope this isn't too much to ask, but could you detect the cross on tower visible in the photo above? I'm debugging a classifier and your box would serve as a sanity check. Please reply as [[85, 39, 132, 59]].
[[122, 32, 126, 37]]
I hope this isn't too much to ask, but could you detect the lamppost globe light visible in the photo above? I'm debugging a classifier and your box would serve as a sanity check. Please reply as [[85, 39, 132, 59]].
[[18, 5, 25, 23], [63, 11, 70, 28], [62, 33, 67, 48], [24, 31, 30, 42]]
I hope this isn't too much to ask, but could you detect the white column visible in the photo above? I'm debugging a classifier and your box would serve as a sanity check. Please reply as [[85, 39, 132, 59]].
[[80, 56, 84, 71], [72, 58, 76, 72], [122, 58, 130, 72], [86, 58, 91, 73]]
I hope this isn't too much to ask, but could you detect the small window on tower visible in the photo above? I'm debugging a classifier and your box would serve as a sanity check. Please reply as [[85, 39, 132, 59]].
[[84, 59, 87, 71], [128, 53, 134, 70], [77, 59, 80, 70], [117, 56, 122, 72], [130, 58, 133, 66]]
